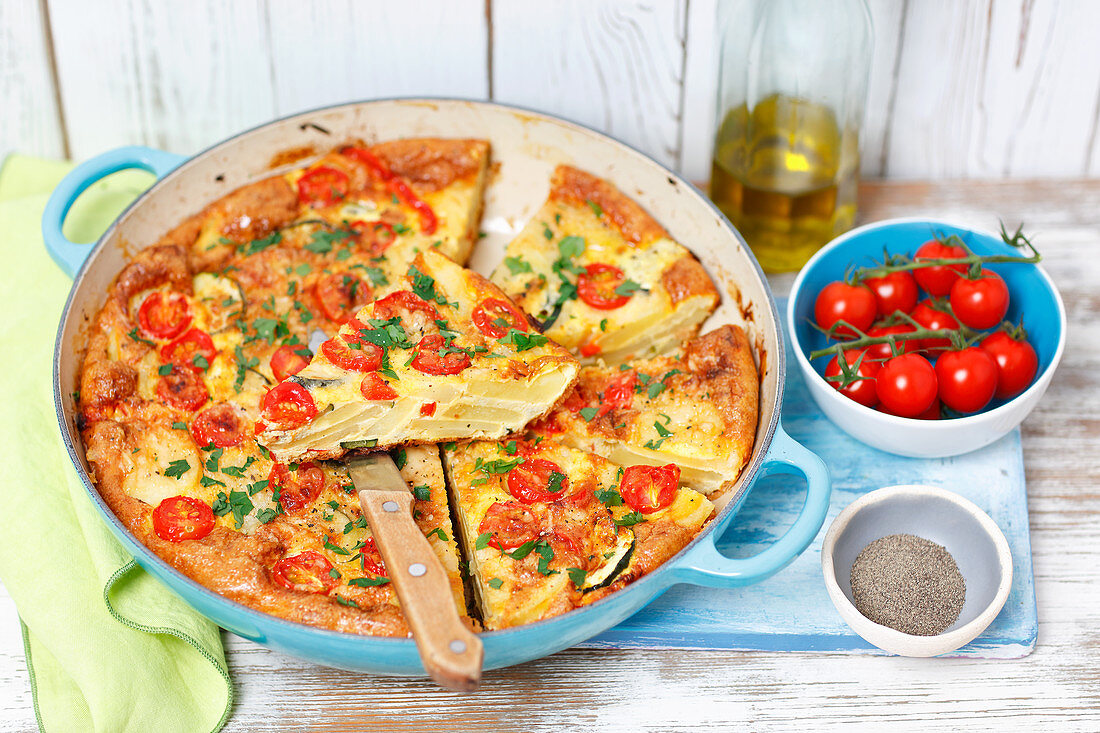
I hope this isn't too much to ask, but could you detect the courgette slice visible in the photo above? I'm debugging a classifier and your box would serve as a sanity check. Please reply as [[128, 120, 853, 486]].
[[290, 375, 343, 390], [193, 272, 247, 310], [583, 528, 635, 592], [340, 439, 379, 450]]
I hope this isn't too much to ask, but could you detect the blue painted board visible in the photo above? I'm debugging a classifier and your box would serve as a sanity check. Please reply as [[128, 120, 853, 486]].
[[580, 301, 1038, 658]]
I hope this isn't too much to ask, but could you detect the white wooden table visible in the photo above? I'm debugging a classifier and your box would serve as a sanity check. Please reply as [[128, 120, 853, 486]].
[[2, 180, 1097, 730]]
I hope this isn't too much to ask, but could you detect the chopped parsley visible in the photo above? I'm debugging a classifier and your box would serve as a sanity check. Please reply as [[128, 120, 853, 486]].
[[349, 576, 390, 587], [426, 527, 449, 542], [501, 329, 548, 351], [586, 199, 603, 218], [239, 230, 282, 256], [157, 364, 173, 376], [394, 448, 407, 469], [171, 421, 187, 430], [578, 406, 600, 422], [475, 532, 493, 550], [542, 222, 553, 240], [613, 279, 645, 298], [567, 567, 587, 588], [488, 577, 504, 589], [164, 459, 191, 480], [504, 256, 532, 275], [304, 228, 352, 255], [595, 488, 624, 506], [334, 594, 360, 608], [412, 484, 431, 501], [614, 512, 648, 527], [408, 265, 456, 308], [324, 539, 351, 556], [233, 345, 260, 391]]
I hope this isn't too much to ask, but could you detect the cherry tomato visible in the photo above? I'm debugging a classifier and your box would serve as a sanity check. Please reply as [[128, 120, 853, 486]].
[[581, 371, 637, 421], [864, 324, 921, 362], [349, 219, 397, 256], [935, 347, 998, 413], [875, 354, 938, 418], [270, 344, 311, 382], [579, 340, 602, 357], [321, 336, 382, 372], [980, 331, 1039, 399], [915, 399, 942, 420], [296, 165, 349, 208], [269, 461, 325, 514], [619, 464, 680, 514], [950, 271, 1010, 330], [272, 551, 338, 594], [813, 281, 877, 339], [153, 495, 215, 542], [472, 297, 528, 338], [260, 381, 317, 429], [313, 272, 371, 325], [910, 300, 960, 353], [138, 291, 192, 340], [577, 263, 632, 310], [507, 458, 569, 504], [824, 349, 880, 408], [862, 271, 919, 317], [372, 290, 438, 322], [157, 365, 209, 411], [478, 501, 544, 550], [913, 239, 968, 296], [190, 403, 249, 448], [160, 328, 216, 371], [358, 537, 387, 577], [341, 145, 439, 235], [419, 402, 437, 417], [360, 372, 399, 401], [411, 334, 471, 375]]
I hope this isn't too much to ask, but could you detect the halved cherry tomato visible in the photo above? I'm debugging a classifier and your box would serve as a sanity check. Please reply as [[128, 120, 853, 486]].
[[980, 331, 1039, 399], [507, 458, 569, 504], [950, 271, 1010, 330], [372, 290, 438, 322], [272, 551, 338, 594], [321, 336, 382, 372], [341, 146, 438, 235], [313, 272, 371, 325], [138, 291, 192, 340], [411, 334, 471, 375], [579, 340, 602, 357], [360, 372, 399, 401], [814, 281, 877, 339], [824, 349, 880, 408], [269, 461, 325, 514], [348, 219, 397, 256], [913, 239, 968, 296], [862, 271, 919, 317], [876, 354, 938, 418], [160, 328, 216, 371], [296, 165, 349, 208], [910, 300, 960, 353], [864, 324, 922, 362], [260, 381, 317, 429], [478, 501, 543, 550], [577, 263, 631, 310], [472, 297, 528, 338], [358, 537, 387, 577], [935, 347, 998, 413], [419, 402, 437, 417], [580, 371, 637, 421], [153, 495, 215, 542], [619, 464, 680, 514], [190, 403, 249, 448], [270, 344, 311, 382], [157, 365, 209, 411]]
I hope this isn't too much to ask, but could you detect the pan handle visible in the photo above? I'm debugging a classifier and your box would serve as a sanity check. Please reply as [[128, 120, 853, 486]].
[[41, 146, 186, 277], [670, 424, 831, 588]]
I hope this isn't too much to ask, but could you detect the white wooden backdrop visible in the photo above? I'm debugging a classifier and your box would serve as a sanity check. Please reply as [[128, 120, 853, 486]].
[[3, 0, 1100, 177]]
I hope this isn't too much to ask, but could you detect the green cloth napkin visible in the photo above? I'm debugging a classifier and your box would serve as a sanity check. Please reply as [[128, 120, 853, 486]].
[[0, 154, 232, 733]]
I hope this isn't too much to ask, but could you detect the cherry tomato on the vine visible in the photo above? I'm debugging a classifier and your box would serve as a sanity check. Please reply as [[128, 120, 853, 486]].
[[910, 300, 960, 354], [875, 354, 938, 418], [862, 271, 919, 317], [934, 347, 998, 413], [980, 331, 1039, 399], [950, 271, 1010, 330], [814, 281, 877, 339], [913, 239, 968, 296], [864, 324, 922, 362], [824, 349, 880, 408]]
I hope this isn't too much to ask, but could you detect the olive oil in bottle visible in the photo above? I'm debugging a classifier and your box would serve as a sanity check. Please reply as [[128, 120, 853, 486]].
[[710, 94, 858, 272]]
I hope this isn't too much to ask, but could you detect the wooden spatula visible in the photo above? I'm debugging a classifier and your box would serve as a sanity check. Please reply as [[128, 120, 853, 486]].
[[346, 452, 483, 691]]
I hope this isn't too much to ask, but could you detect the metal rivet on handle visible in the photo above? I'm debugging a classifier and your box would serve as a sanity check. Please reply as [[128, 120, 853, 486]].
[[382, 501, 399, 512], [449, 640, 467, 654], [408, 562, 427, 577]]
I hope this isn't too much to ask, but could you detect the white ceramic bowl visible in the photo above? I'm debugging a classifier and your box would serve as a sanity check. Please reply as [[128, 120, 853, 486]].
[[821, 484, 1013, 657], [787, 218, 1066, 458]]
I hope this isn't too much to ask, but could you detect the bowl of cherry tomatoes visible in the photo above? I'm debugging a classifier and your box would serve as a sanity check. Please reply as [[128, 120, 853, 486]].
[[787, 218, 1066, 458]]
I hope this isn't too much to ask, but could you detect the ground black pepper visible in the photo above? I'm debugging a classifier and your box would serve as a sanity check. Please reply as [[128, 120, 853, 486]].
[[849, 533, 966, 636]]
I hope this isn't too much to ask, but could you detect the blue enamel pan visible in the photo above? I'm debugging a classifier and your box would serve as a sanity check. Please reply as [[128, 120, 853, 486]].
[[44, 99, 830, 674]]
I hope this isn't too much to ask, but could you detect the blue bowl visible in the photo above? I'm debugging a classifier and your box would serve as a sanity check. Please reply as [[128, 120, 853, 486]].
[[787, 218, 1066, 457]]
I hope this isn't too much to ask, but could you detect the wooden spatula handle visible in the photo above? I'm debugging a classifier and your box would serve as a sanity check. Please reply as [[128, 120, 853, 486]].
[[358, 488, 483, 691]]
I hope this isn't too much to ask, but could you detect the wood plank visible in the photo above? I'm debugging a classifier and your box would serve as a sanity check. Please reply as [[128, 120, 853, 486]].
[[491, 0, 688, 171], [678, 0, 719, 182], [861, 0, 906, 177], [0, 0, 65, 160], [46, 0, 276, 159], [265, 0, 488, 116], [883, 1, 1100, 178]]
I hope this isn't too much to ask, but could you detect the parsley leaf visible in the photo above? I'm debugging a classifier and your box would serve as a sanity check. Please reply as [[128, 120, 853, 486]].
[[408, 265, 455, 308], [127, 328, 156, 347], [394, 448, 407, 469], [324, 539, 351, 556], [586, 199, 603, 218], [157, 364, 174, 376], [504, 256, 532, 275], [240, 231, 282, 256], [304, 228, 351, 255], [501, 329, 548, 351], [615, 512, 648, 527], [255, 507, 278, 524], [613, 279, 645, 298], [164, 459, 191, 480], [579, 406, 599, 422], [475, 532, 493, 550], [412, 484, 431, 501], [488, 577, 504, 589], [349, 576, 390, 587], [426, 527, 448, 542], [595, 489, 624, 507], [567, 567, 587, 588]]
